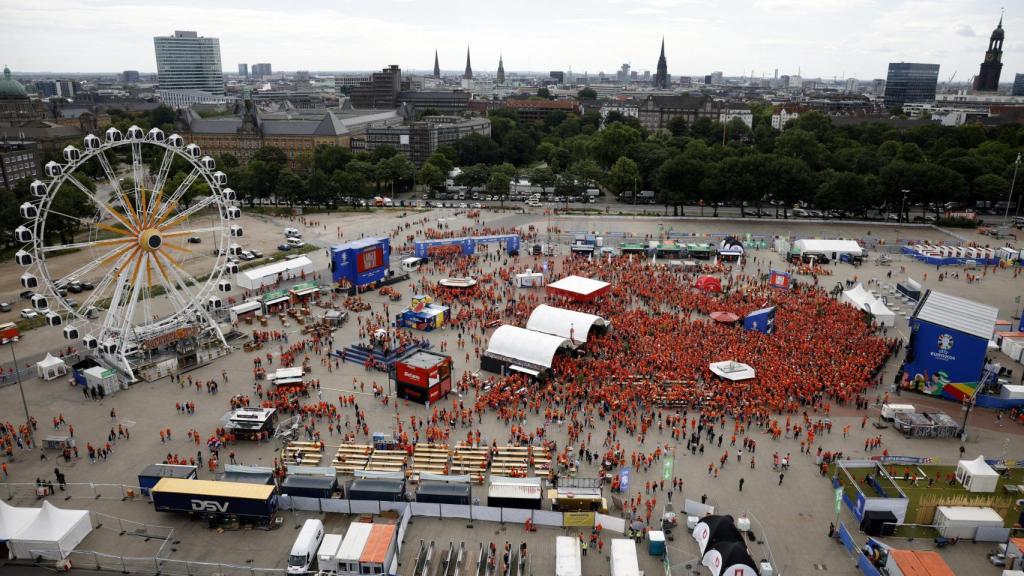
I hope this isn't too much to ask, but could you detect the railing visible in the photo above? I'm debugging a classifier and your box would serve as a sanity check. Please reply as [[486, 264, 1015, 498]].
[[31, 549, 289, 576]]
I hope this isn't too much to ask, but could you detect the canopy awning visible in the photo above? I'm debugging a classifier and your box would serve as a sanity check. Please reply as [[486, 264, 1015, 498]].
[[525, 304, 608, 346], [546, 275, 611, 302], [709, 361, 755, 381], [486, 326, 572, 369]]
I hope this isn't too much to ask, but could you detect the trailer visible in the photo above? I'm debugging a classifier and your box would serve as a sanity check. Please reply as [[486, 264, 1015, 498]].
[[556, 536, 582, 576], [151, 478, 277, 522], [316, 533, 344, 575], [137, 464, 197, 496], [416, 481, 471, 505], [359, 524, 398, 576], [335, 522, 372, 576], [934, 506, 1004, 539], [487, 478, 542, 510], [881, 403, 915, 421], [610, 539, 641, 576]]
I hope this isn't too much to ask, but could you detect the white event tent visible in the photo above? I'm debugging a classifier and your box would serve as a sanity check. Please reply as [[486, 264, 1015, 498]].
[[955, 455, 999, 493], [5, 501, 92, 559], [841, 283, 896, 327]]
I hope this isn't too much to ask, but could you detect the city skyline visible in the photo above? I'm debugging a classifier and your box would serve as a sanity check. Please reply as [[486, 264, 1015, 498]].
[[0, 0, 1021, 81]]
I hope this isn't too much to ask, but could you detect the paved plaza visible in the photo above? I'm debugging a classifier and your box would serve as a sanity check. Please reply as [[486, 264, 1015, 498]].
[[1, 207, 1022, 576]]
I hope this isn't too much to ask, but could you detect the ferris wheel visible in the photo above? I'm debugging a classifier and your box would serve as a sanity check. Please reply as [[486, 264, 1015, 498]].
[[14, 126, 243, 379]]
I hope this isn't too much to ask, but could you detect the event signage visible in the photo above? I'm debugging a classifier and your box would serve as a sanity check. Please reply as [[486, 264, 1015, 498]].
[[743, 306, 776, 334], [663, 457, 673, 481], [142, 326, 199, 350], [769, 270, 791, 290], [834, 487, 843, 514], [868, 455, 934, 465], [332, 237, 391, 288], [902, 319, 988, 402], [619, 467, 631, 493]]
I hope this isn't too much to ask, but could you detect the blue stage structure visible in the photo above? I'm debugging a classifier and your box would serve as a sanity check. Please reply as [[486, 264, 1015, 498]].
[[413, 234, 520, 259], [331, 237, 391, 288]]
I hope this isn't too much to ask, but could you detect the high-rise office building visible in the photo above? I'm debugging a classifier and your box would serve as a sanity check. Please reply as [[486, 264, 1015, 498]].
[[238, 63, 248, 77], [973, 15, 1004, 92], [350, 65, 402, 109], [883, 62, 939, 109], [845, 77, 857, 93], [153, 30, 224, 94], [654, 38, 668, 89], [252, 63, 273, 78], [122, 70, 140, 83], [1013, 73, 1024, 97]]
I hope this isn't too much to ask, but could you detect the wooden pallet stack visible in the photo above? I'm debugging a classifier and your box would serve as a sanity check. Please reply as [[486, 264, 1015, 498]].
[[332, 443, 372, 475], [451, 445, 488, 484], [366, 449, 407, 473], [281, 441, 323, 466], [411, 444, 450, 479]]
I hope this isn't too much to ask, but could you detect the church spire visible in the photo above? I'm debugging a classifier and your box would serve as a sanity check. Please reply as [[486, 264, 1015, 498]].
[[654, 37, 668, 89], [463, 47, 473, 80], [433, 50, 440, 79], [497, 53, 505, 85]]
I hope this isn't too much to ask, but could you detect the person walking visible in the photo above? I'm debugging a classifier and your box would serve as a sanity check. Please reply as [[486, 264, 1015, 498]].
[[739, 478, 744, 492], [580, 535, 588, 556], [778, 472, 785, 486]]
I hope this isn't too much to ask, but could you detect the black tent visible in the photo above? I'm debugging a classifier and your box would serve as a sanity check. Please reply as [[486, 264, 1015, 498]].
[[347, 479, 406, 501], [694, 515, 744, 557], [281, 475, 337, 499], [860, 509, 897, 536], [416, 481, 471, 505], [701, 540, 760, 576]]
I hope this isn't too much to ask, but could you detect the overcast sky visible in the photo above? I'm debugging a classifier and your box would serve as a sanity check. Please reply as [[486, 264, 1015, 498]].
[[1, 0, 1019, 80]]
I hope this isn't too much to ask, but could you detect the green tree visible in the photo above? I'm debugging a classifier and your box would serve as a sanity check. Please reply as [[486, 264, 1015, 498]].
[[314, 145, 353, 175], [345, 160, 378, 189], [577, 87, 597, 100], [656, 156, 704, 215], [530, 166, 557, 192], [455, 133, 502, 165], [973, 174, 1009, 207], [244, 159, 280, 204], [275, 169, 305, 206], [253, 146, 288, 167], [417, 163, 445, 191], [455, 164, 490, 189], [589, 123, 642, 168], [568, 159, 603, 190], [487, 163, 516, 206], [606, 156, 640, 198], [378, 154, 415, 194], [331, 169, 371, 202], [501, 130, 536, 166], [536, 87, 551, 99], [425, 152, 454, 177], [369, 145, 398, 163], [757, 155, 814, 218]]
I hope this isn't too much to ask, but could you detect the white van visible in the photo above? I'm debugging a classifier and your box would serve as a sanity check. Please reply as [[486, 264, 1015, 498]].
[[287, 519, 324, 574], [287, 237, 305, 248], [284, 227, 302, 238], [401, 257, 424, 272]]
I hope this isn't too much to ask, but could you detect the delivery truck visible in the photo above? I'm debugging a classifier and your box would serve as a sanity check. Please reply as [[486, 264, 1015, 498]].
[[151, 478, 277, 522], [610, 539, 641, 576]]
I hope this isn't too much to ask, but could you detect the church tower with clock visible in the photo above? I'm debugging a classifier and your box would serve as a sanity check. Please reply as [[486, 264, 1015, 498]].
[[973, 14, 1004, 92]]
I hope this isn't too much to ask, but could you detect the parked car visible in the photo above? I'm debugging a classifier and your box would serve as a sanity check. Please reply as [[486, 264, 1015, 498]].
[[471, 203, 482, 208], [79, 281, 94, 291], [239, 251, 255, 261], [68, 283, 83, 293], [250, 249, 264, 258], [19, 290, 35, 300], [0, 302, 11, 313], [187, 236, 202, 244], [20, 309, 38, 319], [278, 243, 292, 252]]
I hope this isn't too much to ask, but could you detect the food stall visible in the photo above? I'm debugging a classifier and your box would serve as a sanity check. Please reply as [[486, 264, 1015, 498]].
[[395, 350, 452, 404]]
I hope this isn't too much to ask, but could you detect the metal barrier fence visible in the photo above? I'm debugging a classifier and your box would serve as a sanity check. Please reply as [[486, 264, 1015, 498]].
[[3, 481, 145, 503], [33, 550, 289, 576]]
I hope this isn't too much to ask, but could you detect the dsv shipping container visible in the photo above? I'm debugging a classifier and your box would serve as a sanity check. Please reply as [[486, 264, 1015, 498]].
[[151, 478, 277, 521]]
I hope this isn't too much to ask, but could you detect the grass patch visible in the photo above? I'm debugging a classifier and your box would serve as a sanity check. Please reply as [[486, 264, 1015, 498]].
[[15, 315, 48, 332]]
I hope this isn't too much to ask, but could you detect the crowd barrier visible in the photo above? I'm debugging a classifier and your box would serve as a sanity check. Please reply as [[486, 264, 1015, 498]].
[[278, 494, 626, 533], [31, 549, 289, 576]]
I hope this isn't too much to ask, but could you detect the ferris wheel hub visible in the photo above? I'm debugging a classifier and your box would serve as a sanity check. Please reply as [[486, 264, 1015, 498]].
[[139, 229, 163, 251]]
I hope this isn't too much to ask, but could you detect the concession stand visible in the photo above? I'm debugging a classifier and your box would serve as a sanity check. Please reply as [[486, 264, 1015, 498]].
[[395, 350, 452, 404]]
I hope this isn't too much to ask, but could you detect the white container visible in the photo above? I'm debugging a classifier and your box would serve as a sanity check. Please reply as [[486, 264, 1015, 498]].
[[555, 536, 582, 576], [609, 539, 640, 576], [317, 533, 344, 574], [881, 404, 915, 421]]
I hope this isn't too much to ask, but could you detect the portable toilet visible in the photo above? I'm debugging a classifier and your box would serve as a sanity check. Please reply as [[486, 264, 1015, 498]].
[[647, 530, 665, 556]]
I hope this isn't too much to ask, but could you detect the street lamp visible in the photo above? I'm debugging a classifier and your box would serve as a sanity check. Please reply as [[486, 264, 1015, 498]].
[[2, 334, 33, 444], [1006, 153, 1022, 222], [899, 189, 909, 225]]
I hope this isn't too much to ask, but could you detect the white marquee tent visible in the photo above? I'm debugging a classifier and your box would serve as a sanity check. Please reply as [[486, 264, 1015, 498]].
[[955, 455, 999, 493], [0, 500, 39, 542], [485, 325, 572, 369], [525, 304, 608, 347], [793, 239, 863, 258], [6, 501, 92, 559], [841, 284, 896, 327], [236, 256, 315, 290], [35, 354, 67, 381]]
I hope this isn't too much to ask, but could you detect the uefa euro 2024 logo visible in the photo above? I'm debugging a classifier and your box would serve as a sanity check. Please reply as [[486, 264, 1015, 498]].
[[937, 333, 954, 352]]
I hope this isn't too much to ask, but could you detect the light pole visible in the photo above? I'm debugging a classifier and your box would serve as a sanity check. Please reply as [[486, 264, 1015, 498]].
[[4, 337, 33, 444], [899, 189, 909, 225], [1005, 153, 1022, 222]]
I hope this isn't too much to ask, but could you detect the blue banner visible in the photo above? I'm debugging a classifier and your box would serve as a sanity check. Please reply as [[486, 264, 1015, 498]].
[[619, 467, 632, 494], [743, 306, 776, 334], [902, 319, 987, 402], [838, 522, 857, 553]]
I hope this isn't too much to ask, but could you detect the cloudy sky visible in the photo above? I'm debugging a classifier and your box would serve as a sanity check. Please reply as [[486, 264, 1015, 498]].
[[1, 0, 1019, 80]]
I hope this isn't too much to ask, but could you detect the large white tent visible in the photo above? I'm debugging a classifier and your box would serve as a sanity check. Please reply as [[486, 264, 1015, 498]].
[[841, 283, 896, 327], [236, 256, 315, 290], [525, 304, 608, 347], [485, 325, 572, 369], [35, 354, 67, 381], [6, 501, 92, 559], [0, 500, 40, 542], [793, 239, 863, 258], [955, 455, 999, 493]]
